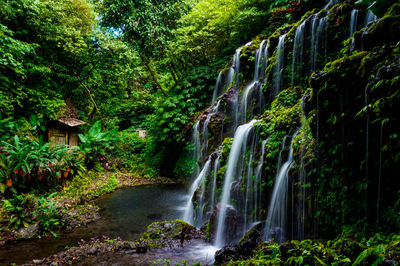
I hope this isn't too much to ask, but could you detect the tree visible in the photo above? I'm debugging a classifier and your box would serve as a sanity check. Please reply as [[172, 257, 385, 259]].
[[99, 0, 186, 95]]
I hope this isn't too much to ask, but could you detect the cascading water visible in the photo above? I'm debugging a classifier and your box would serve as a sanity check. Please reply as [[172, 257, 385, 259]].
[[360, 9, 377, 51], [209, 153, 221, 216], [240, 40, 269, 124], [293, 99, 309, 240], [349, 9, 359, 52], [255, 139, 268, 222], [364, 9, 377, 28], [211, 72, 223, 104], [324, 0, 338, 9], [272, 34, 286, 98], [183, 158, 211, 226], [202, 101, 221, 158], [214, 120, 258, 248], [310, 14, 329, 72], [232, 48, 242, 131], [243, 133, 258, 235], [190, 121, 201, 181], [350, 9, 359, 38], [264, 132, 298, 243], [291, 20, 306, 87]]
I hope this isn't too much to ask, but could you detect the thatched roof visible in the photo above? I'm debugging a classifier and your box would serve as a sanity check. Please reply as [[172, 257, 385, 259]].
[[49, 99, 85, 127], [57, 118, 85, 127]]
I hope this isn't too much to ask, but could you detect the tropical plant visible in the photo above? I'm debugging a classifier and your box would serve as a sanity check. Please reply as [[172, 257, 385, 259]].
[[2, 194, 31, 230], [35, 192, 62, 237], [0, 135, 80, 195], [78, 121, 117, 167]]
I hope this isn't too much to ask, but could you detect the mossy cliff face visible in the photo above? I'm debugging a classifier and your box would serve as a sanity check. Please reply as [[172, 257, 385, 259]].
[[306, 3, 400, 236], [184, 1, 400, 245]]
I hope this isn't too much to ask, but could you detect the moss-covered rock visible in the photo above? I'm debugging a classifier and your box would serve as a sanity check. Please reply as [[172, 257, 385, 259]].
[[137, 220, 203, 249]]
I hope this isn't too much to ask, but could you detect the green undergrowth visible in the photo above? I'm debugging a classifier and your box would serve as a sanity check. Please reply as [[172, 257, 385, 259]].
[[229, 234, 400, 265]]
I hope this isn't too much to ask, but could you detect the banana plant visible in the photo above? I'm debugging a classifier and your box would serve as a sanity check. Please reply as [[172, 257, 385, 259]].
[[78, 121, 117, 166]]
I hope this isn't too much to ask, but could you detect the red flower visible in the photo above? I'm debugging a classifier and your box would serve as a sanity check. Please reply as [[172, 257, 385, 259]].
[[39, 173, 43, 181], [6, 179, 12, 187], [14, 170, 18, 174], [64, 171, 68, 178], [58, 171, 61, 179], [67, 167, 70, 172]]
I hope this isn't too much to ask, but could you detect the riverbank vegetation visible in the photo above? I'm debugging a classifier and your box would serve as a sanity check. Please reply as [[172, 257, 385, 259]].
[[1, 0, 400, 265]]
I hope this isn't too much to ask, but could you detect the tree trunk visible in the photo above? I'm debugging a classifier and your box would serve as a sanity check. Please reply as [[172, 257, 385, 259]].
[[140, 55, 167, 96]]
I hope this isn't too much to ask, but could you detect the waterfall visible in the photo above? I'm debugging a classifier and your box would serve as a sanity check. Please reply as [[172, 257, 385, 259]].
[[202, 101, 221, 159], [232, 48, 242, 131], [209, 152, 221, 216], [264, 132, 298, 243], [294, 99, 308, 240], [349, 9, 359, 53], [243, 133, 258, 235], [291, 20, 306, 87], [255, 139, 268, 222], [190, 121, 201, 182], [324, 0, 338, 10], [214, 120, 258, 248], [272, 34, 286, 98], [255, 40, 269, 81], [350, 9, 359, 38], [211, 72, 223, 104], [310, 14, 329, 72], [183, 158, 211, 226], [364, 9, 377, 29]]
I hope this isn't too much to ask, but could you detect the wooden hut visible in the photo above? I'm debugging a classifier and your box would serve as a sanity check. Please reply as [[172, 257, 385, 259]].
[[136, 128, 147, 139], [47, 118, 85, 147]]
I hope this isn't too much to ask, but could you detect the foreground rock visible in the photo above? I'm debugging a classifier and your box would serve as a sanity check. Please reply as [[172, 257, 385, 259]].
[[214, 228, 261, 265], [136, 219, 204, 249]]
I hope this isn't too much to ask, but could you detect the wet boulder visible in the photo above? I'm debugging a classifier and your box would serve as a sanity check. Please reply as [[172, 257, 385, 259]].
[[214, 228, 262, 265], [14, 222, 39, 240], [137, 220, 203, 249]]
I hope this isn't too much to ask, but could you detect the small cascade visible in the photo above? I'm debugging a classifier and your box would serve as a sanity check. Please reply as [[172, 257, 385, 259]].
[[214, 120, 258, 248], [255, 139, 268, 222], [243, 133, 258, 235], [324, 0, 338, 10], [232, 48, 243, 131], [293, 99, 308, 240], [183, 158, 212, 226], [240, 40, 268, 124], [255, 40, 269, 81], [291, 20, 306, 87], [191, 121, 201, 181], [243, 138, 268, 234], [240, 81, 258, 124], [202, 101, 221, 158], [349, 9, 359, 52], [211, 72, 223, 104], [364, 9, 377, 29], [272, 34, 286, 98], [350, 9, 359, 38], [360, 9, 378, 51], [310, 14, 329, 72], [264, 132, 298, 243], [209, 152, 221, 216]]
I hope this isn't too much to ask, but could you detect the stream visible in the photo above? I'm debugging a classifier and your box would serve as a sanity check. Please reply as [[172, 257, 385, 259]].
[[0, 184, 190, 265]]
